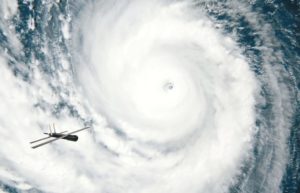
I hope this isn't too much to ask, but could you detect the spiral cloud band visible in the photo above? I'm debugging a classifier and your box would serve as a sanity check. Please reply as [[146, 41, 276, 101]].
[[0, 0, 297, 193], [73, 1, 257, 192]]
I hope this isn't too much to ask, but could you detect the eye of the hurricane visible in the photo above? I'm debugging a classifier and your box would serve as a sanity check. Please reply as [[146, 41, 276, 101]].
[[163, 81, 174, 91], [101, 58, 207, 143]]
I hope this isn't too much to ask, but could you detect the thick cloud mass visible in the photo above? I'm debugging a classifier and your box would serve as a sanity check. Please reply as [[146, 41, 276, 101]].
[[0, 0, 298, 193], [73, 1, 257, 192]]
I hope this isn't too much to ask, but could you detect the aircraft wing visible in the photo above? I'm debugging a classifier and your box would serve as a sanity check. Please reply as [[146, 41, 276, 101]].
[[31, 127, 90, 149], [29, 131, 68, 144]]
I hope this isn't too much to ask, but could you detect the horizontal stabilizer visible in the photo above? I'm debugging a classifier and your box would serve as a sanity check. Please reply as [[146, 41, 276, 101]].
[[30, 130, 68, 144]]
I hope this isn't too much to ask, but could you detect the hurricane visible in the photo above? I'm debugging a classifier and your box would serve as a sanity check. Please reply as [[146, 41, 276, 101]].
[[0, 0, 299, 193]]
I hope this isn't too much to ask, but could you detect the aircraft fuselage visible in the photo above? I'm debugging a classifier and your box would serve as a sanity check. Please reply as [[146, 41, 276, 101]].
[[50, 133, 78, 141]]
